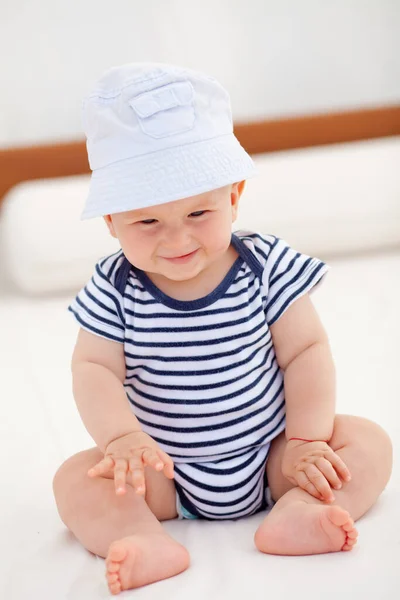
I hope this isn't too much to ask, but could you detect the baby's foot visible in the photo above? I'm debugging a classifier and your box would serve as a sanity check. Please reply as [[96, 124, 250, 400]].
[[254, 501, 358, 556], [105, 532, 190, 594]]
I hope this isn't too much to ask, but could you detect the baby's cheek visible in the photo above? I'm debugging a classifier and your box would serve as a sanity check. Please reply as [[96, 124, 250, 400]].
[[209, 230, 233, 254]]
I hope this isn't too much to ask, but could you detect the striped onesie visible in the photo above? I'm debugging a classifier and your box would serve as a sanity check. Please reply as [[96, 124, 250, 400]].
[[69, 231, 328, 520]]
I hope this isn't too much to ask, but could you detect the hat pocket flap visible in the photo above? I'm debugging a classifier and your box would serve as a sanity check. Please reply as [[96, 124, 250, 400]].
[[129, 81, 194, 118]]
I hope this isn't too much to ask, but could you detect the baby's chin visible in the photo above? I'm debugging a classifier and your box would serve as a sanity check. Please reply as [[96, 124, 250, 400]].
[[157, 267, 203, 282]]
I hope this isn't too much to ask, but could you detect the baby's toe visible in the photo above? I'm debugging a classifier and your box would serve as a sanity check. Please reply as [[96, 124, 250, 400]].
[[342, 528, 358, 551], [107, 572, 119, 584], [107, 561, 120, 574], [342, 542, 355, 551], [108, 542, 128, 563], [109, 580, 122, 595], [346, 529, 358, 540], [342, 520, 355, 532], [345, 535, 358, 545]]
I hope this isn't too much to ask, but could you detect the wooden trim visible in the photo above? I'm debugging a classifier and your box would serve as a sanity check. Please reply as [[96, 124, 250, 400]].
[[234, 104, 400, 154], [0, 104, 399, 207]]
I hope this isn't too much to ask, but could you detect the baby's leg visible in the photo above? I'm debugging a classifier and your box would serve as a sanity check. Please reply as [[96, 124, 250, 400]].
[[254, 415, 393, 556], [53, 447, 190, 594]]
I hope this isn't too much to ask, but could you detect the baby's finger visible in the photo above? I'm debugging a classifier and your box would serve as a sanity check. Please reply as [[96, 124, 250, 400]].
[[128, 455, 146, 495], [315, 457, 342, 490], [88, 455, 115, 477], [296, 470, 322, 500], [141, 448, 164, 471], [327, 451, 352, 482], [157, 450, 174, 478], [113, 458, 128, 495], [304, 464, 335, 502]]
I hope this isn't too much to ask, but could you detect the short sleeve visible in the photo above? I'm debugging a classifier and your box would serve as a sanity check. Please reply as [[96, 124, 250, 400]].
[[262, 237, 329, 326], [68, 252, 126, 343]]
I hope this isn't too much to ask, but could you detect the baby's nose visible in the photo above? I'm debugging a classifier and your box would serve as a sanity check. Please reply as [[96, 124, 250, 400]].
[[162, 224, 191, 249]]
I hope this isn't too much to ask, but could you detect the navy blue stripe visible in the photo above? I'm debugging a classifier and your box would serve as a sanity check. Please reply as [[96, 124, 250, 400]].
[[125, 329, 270, 375], [270, 252, 301, 286], [127, 360, 282, 406], [253, 247, 268, 263], [127, 371, 281, 420], [107, 252, 124, 281], [125, 281, 147, 294], [194, 491, 264, 518], [98, 249, 123, 273], [129, 345, 273, 391], [195, 494, 263, 519], [233, 271, 252, 285], [191, 450, 260, 475], [81, 284, 119, 317], [124, 285, 261, 321], [222, 276, 257, 299], [174, 465, 264, 502], [77, 289, 124, 331], [125, 298, 263, 334], [75, 296, 124, 332], [176, 484, 263, 519], [135, 381, 281, 434], [240, 232, 275, 249], [92, 267, 125, 324], [123, 316, 266, 348], [167, 413, 286, 460], [268, 264, 326, 325], [213, 449, 254, 463], [175, 455, 266, 494], [68, 307, 124, 343], [231, 234, 263, 279], [268, 240, 288, 280], [114, 256, 132, 296], [125, 271, 254, 306], [149, 399, 285, 449], [266, 257, 314, 310], [124, 328, 270, 367]]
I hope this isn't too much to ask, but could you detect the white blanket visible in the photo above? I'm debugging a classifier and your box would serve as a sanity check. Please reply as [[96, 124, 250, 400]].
[[1, 249, 399, 599]]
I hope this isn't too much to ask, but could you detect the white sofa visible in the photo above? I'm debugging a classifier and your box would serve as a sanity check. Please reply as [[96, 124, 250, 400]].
[[0, 137, 399, 599]]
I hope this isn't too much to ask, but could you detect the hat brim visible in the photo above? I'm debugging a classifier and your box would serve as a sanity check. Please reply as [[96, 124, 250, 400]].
[[81, 133, 257, 219]]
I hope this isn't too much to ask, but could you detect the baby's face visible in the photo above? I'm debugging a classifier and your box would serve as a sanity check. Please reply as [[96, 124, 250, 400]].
[[104, 182, 243, 283]]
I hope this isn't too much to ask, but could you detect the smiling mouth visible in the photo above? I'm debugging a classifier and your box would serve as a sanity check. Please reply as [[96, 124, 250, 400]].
[[177, 250, 195, 258], [163, 249, 198, 261]]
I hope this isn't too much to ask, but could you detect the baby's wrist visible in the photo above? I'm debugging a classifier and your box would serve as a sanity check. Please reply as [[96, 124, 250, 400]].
[[286, 436, 330, 445], [103, 427, 142, 451]]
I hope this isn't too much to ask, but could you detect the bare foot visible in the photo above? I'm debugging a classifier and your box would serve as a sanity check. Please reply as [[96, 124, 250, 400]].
[[254, 501, 358, 556], [105, 532, 190, 594]]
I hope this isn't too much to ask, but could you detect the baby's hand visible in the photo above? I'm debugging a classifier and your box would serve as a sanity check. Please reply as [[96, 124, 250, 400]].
[[281, 440, 352, 503], [87, 430, 174, 497]]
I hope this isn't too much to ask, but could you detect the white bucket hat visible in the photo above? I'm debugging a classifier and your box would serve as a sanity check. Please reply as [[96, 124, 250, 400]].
[[81, 62, 257, 219]]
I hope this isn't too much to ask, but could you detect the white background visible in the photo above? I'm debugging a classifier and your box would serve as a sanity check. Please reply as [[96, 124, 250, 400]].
[[1, 0, 399, 147]]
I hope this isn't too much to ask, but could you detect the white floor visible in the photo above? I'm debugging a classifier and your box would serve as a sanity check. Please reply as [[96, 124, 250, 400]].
[[1, 249, 399, 599]]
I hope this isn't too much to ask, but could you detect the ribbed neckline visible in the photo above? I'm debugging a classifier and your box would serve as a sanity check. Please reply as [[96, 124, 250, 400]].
[[133, 233, 246, 311]]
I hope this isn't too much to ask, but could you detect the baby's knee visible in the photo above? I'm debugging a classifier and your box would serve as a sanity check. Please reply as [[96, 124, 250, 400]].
[[356, 417, 392, 455], [353, 417, 393, 485], [52, 448, 102, 518], [336, 415, 392, 451], [54, 449, 94, 488], [365, 419, 393, 467]]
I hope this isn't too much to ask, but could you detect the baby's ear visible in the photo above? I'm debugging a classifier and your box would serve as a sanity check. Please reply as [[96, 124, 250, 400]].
[[103, 215, 117, 238], [231, 181, 245, 221]]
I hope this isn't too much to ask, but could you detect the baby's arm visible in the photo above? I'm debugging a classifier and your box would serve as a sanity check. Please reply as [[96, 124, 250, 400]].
[[71, 328, 174, 494], [71, 328, 141, 451], [270, 293, 351, 501], [270, 293, 335, 442]]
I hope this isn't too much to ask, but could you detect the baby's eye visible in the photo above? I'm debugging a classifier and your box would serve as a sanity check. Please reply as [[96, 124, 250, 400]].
[[140, 219, 157, 225], [190, 211, 206, 217]]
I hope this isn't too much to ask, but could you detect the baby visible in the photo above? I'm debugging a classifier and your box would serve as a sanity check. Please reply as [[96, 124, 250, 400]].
[[53, 63, 393, 595]]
